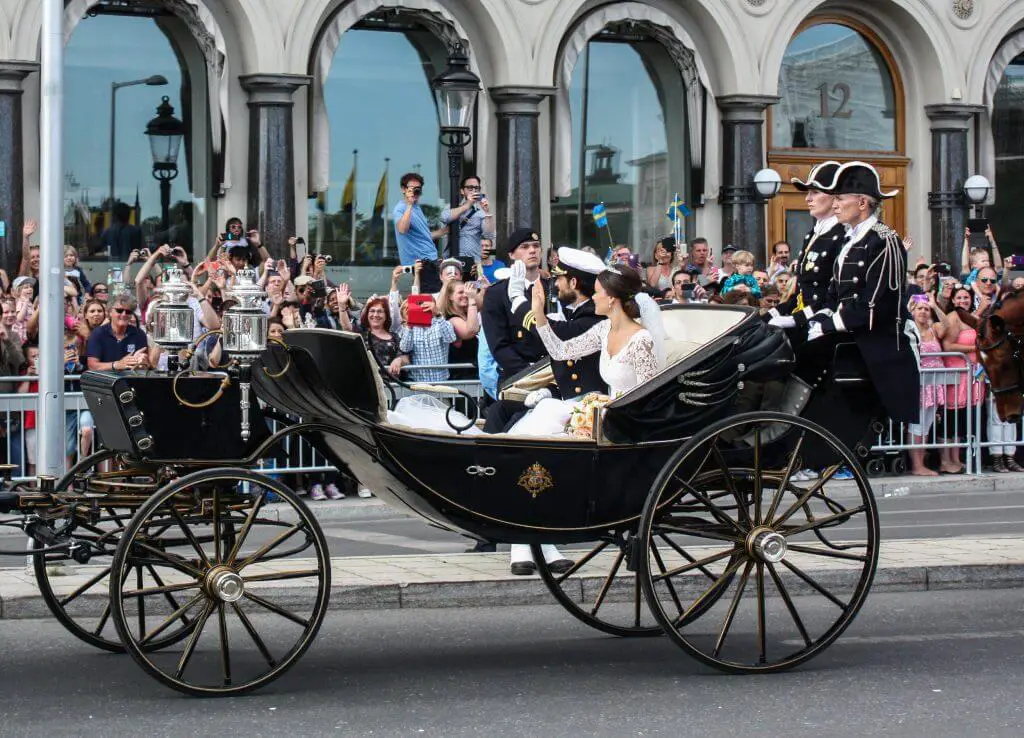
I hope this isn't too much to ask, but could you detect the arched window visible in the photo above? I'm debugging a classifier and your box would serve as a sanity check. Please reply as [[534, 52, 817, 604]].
[[64, 8, 208, 262], [989, 53, 1024, 249], [551, 31, 693, 260], [310, 12, 464, 266], [774, 22, 898, 152]]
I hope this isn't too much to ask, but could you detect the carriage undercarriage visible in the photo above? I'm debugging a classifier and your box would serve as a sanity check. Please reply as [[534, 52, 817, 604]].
[[0, 305, 883, 696]]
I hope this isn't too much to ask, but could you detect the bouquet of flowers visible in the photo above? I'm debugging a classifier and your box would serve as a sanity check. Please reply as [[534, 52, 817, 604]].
[[565, 392, 612, 439]]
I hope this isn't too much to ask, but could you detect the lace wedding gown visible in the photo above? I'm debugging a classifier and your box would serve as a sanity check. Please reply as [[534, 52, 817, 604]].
[[506, 321, 661, 436]]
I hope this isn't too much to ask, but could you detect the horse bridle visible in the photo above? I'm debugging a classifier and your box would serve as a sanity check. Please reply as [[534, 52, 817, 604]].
[[978, 313, 1024, 396]]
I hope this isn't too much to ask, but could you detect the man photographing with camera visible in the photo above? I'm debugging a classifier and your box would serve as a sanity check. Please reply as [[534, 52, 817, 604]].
[[440, 175, 496, 261], [394, 172, 448, 293]]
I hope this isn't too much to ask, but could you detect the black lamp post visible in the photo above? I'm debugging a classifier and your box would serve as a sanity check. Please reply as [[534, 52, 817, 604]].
[[145, 96, 185, 231], [432, 43, 480, 259]]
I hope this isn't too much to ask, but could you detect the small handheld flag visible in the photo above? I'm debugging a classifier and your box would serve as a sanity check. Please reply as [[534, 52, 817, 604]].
[[592, 202, 608, 228], [666, 194, 692, 221]]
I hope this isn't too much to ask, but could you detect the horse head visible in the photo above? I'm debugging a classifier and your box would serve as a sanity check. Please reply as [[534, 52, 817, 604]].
[[978, 295, 1024, 423]]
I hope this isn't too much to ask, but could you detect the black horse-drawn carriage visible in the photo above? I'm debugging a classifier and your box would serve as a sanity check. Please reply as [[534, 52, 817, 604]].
[[0, 304, 882, 696]]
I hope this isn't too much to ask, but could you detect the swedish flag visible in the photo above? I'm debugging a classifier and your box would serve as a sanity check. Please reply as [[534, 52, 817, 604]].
[[592, 203, 608, 228], [666, 195, 692, 220]]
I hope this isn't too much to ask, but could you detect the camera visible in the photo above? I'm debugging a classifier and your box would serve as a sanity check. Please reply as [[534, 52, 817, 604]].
[[1012, 255, 1024, 268], [911, 293, 929, 304], [315, 254, 333, 264], [933, 262, 952, 277], [681, 283, 696, 296], [223, 231, 240, 242], [402, 265, 414, 274], [411, 187, 423, 196], [107, 267, 124, 285], [295, 237, 305, 245], [311, 279, 328, 299]]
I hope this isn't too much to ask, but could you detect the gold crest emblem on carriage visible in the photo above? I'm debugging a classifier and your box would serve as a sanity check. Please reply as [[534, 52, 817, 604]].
[[518, 463, 553, 498]]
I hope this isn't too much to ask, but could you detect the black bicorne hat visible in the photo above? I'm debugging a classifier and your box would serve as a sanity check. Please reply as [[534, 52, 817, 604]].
[[791, 161, 841, 192], [821, 161, 899, 200]]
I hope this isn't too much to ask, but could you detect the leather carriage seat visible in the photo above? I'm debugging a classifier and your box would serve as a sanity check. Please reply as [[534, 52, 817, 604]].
[[659, 306, 748, 365]]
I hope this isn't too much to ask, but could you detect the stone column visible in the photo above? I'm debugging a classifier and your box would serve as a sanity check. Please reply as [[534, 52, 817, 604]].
[[489, 86, 555, 252], [925, 103, 985, 267], [239, 74, 311, 259], [717, 94, 778, 259], [0, 61, 38, 278]]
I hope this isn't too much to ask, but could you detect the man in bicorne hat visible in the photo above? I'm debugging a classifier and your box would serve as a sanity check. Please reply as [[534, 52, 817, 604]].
[[797, 160, 919, 424], [766, 161, 846, 338]]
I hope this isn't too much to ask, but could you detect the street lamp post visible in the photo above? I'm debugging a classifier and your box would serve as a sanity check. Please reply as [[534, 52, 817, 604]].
[[432, 43, 480, 259], [145, 95, 185, 231], [963, 174, 992, 217], [109, 75, 167, 225]]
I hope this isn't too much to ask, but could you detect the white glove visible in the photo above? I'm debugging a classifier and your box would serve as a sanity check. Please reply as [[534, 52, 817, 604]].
[[524, 388, 552, 408], [508, 259, 527, 312], [807, 321, 824, 342], [768, 315, 796, 329]]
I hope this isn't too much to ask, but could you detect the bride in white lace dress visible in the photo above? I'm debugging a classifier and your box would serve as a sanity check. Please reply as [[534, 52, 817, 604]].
[[507, 262, 667, 436]]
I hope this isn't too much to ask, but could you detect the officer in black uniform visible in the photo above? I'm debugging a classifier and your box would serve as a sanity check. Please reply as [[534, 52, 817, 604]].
[[766, 161, 847, 340], [798, 160, 919, 424], [483, 247, 607, 433]]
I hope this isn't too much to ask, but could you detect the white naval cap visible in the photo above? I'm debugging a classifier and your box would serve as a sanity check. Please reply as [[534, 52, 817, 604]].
[[493, 267, 512, 281], [554, 247, 606, 277]]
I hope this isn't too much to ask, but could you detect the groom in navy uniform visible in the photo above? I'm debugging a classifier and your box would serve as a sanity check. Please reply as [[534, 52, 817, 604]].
[[483, 246, 607, 433]]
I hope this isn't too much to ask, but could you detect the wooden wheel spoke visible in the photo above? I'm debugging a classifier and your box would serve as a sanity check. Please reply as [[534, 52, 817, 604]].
[[212, 491, 223, 565], [175, 601, 216, 680], [236, 524, 303, 571], [170, 509, 212, 570], [122, 580, 201, 599], [670, 475, 745, 536], [226, 491, 267, 565], [590, 549, 626, 617], [774, 465, 841, 527], [218, 603, 232, 687], [655, 535, 732, 582], [58, 566, 111, 607], [242, 569, 322, 584], [779, 559, 848, 609], [756, 562, 767, 665], [136, 567, 146, 641], [766, 562, 812, 648], [782, 505, 867, 538], [657, 522, 743, 544], [649, 540, 684, 617], [672, 556, 744, 628], [242, 591, 310, 628], [139, 592, 205, 646], [146, 564, 195, 627], [93, 600, 112, 637], [554, 541, 610, 584], [753, 427, 763, 525], [786, 543, 867, 562], [711, 443, 752, 527], [231, 602, 278, 669], [763, 430, 806, 524], [713, 560, 753, 658], [132, 541, 203, 578], [653, 546, 736, 582]]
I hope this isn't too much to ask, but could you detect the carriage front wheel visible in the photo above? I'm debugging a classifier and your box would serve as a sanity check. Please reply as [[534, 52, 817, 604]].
[[638, 411, 879, 673], [109, 468, 331, 696]]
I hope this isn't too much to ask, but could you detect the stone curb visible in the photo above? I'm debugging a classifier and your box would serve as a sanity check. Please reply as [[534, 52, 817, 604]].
[[2, 560, 1024, 620]]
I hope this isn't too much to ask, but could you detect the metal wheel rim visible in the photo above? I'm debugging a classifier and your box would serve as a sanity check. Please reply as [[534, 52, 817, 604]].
[[638, 411, 879, 673]]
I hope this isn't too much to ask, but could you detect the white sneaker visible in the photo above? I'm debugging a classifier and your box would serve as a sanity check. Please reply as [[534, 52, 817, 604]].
[[310, 484, 326, 501], [358, 488, 373, 499], [294, 486, 308, 497], [791, 469, 818, 482], [325, 483, 345, 500]]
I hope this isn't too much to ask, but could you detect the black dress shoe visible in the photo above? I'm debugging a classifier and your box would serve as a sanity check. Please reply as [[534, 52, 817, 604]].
[[464, 541, 497, 553], [510, 561, 537, 576], [546, 558, 574, 574]]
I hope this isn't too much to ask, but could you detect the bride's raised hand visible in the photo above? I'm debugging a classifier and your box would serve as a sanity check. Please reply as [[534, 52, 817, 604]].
[[530, 281, 547, 326]]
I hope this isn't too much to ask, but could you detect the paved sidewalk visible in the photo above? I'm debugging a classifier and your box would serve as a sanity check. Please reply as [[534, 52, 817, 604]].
[[2, 536, 1023, 620]]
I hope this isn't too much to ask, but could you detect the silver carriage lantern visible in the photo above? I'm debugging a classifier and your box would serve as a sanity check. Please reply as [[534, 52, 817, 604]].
[[222, 268, 268, 441], [150, 267, 195, 371]]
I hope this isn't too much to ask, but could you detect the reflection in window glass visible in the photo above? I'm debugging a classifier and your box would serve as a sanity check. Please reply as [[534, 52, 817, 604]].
[[990, 55, 1024, 252], [64, 13, 195, 260], [550, 40, 672, 261], [311, 29, 442, 266], [774, 23, 897, 152]]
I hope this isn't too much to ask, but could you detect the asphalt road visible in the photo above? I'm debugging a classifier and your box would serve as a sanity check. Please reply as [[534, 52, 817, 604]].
[[1, 589, 1022, 737]]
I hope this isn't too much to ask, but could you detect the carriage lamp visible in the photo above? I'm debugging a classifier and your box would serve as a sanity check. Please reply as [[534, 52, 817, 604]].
[[753, 168, 782, 200], [150, 267, 195, 372], [221, 268, 268, 441]]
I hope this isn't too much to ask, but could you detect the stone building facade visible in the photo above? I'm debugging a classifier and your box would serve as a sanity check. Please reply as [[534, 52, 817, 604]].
[[0, 0, 1023, 287]]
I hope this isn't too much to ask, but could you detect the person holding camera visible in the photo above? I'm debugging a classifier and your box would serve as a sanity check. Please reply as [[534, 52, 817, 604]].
[[394, 172, 447, 293], [441, 175, 496, 261]]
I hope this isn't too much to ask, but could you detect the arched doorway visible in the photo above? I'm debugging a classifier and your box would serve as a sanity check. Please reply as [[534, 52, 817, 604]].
[[62, 0, 222, 263], [309, 6, 475, 266], [988, 51, 1024, 251], [550, 5, 710, 263], [768, 19, 907, 253]]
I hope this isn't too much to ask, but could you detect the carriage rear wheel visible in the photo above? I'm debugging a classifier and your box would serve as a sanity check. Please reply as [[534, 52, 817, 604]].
[[109, 468, 331, 696], [33, 450, 195, 653], [638, 411, 879, 673]]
